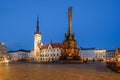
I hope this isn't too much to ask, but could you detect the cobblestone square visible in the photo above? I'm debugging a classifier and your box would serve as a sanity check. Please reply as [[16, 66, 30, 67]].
[[0, 62, 120, 80]]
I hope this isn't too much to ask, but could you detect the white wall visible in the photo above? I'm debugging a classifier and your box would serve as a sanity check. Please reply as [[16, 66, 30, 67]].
[[8, 51, 29, 60], [80, 49, 106, 60], [39, 45, 61, 62]]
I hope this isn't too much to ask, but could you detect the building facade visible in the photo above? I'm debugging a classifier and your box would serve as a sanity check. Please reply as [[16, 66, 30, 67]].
[[60, 7, 80, 60], [80, 48, 106, 61], [80, 48, 96, 60], [33, 17, 63, 62], [94, 49, 106, 60], [106, 50, 115, 60], [8, 50, 29, 61], [39, 43, 62, 62], [0, 43, 7, 61], [28, 49, 34, 60]]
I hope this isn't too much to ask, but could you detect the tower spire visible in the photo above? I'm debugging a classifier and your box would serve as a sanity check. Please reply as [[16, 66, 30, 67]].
[[68, 6, 72, 34], [36, 15, 39, 34], [50, 38, 53, 44]]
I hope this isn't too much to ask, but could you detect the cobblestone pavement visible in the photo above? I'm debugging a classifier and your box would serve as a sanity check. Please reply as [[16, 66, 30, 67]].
[[0, 61, 120, 80]]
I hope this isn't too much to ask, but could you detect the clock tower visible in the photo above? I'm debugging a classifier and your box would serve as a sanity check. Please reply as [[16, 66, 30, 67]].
[[34, 16, 42, 60]]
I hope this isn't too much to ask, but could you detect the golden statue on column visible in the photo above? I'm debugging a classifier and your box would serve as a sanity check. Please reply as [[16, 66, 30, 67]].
[[60, 7, 81, 61]]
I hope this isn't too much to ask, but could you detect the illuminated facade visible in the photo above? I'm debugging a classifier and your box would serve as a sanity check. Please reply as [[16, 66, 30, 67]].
[[94, 49, 106, 60], [106, 50, 115, 60], [60, 7, 80, 60], [28, 49, 34, 60], [106, 48, 120, 73], [8, 50, 29, 61], [80, 48, 106, 60], [39, 43, 62, 62], [34, 16, 42, 60], [80, 48, 96, 60], [115, 48, 120, 62], [0, 43, 7, 61]]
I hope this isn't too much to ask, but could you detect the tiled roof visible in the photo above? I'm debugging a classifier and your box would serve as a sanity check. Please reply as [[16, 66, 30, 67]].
[[40, 43, 63, 49], [51, 43, 63, 48], [40, 44, 49, 49]]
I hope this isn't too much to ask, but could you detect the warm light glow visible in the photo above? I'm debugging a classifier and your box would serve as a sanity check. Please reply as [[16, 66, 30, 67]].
[[69, 53, 72, 56], [118, 58, 120, 62], [3, 58, 9, 63]]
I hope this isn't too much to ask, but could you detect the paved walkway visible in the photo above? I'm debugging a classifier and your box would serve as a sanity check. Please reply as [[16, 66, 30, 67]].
[[0, 61, 119, 80]]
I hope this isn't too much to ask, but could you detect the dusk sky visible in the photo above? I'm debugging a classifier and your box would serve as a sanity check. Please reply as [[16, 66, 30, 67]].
[[0, 0, 120, 51]]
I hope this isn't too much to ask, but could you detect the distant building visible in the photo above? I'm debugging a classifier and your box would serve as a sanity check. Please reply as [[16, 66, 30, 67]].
[[80, 48, 96, 60], [8, 49, 29, 61], [80, 48, 106, 61], [28, 49, 34, 60], [106, 50, 115, 60], [106, 48, 120, 62], [0, 42, 7, 61], [115, 48, 120, 62], [39, 43, 62, 62], [94, 49, 106, 60]]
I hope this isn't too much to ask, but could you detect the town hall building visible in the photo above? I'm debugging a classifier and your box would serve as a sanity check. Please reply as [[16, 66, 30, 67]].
[[33, 17, 62, 62]]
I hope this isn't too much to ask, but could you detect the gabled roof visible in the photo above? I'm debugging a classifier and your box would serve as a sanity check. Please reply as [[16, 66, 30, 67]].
[[40, 43, 63, 49], [40, 44, 49, 49], [51, 43, 63, 48]]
